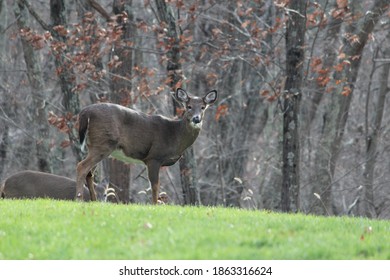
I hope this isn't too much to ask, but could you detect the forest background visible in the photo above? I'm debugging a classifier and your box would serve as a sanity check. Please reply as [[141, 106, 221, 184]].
[[1, 0, 390, 219]]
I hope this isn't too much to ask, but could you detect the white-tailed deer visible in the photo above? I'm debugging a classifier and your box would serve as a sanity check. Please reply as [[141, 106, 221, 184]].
[[76, 88, 218, 203], [1, 170, 110, 201]]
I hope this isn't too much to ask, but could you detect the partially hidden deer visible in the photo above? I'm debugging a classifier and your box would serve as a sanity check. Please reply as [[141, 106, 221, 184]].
[[76, 88, 218, 203], [1, 170, 113, 201]]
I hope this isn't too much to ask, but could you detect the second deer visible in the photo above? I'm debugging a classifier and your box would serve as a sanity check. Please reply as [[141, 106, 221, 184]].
[[1, 170, 114, 201], [76, 88, 217, 203]]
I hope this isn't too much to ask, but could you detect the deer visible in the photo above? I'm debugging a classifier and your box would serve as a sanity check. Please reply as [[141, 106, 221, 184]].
[[76, 88, 218, 203], [1, 170, 113, 201]]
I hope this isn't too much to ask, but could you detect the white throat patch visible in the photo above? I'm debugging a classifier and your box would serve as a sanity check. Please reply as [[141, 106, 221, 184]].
[[190, 121, 203, 129]]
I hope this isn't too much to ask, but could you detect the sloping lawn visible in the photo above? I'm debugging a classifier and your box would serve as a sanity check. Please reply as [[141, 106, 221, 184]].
[[0, 199, 389, 259]]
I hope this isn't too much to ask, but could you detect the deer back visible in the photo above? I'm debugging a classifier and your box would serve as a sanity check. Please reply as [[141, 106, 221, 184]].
[[79, 103, 190, 164]]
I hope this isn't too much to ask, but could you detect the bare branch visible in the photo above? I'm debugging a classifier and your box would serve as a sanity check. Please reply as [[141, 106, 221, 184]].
[[17, 0, 51, 31], [88, 0, 111, 21]]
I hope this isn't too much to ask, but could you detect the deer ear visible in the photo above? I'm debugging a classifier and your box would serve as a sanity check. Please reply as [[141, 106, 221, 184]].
[[203, 90, 217, 105], [175, 88, 189, 103]]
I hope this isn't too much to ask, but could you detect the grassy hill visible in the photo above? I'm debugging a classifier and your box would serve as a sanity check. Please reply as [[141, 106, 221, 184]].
[[0, 199, 389, 259]]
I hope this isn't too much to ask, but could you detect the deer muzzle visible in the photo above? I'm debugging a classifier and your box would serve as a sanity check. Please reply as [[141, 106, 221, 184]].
[[192, 115, 201, 124]]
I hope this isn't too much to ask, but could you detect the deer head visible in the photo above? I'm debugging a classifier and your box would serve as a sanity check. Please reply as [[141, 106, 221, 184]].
[[174, 88, 218, 129]]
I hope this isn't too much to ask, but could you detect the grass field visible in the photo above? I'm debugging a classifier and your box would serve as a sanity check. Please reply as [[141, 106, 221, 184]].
[[0, 199, 389, 260]]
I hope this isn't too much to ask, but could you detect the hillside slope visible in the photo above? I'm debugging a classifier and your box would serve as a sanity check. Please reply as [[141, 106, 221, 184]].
[[0, 199, 389, 259]]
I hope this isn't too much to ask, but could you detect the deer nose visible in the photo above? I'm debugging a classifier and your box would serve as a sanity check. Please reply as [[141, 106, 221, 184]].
[[192, 115, 201, 124]]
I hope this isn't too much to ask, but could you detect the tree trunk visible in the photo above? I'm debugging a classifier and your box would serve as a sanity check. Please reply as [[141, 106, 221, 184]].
[[281, 0, 306, 213], [0, 0, 8, 179], [50, 0, 82, 162], [155, 0, 199, 205], [101, 0, 135, 203], [257, 1, 283, 211], [110, 0, 134, 106], [180, 147, 199, 205], [15, 0, 52, 173]]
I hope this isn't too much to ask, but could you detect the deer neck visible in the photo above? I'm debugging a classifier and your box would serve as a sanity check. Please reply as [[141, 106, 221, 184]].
[[178, 118, 201, 152]]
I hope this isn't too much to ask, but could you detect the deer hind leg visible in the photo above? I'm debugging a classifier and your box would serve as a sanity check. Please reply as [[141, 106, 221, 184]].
[[76, 148, 112, 201], [146, 160, 161, 204], [86, 167, 97, 201]]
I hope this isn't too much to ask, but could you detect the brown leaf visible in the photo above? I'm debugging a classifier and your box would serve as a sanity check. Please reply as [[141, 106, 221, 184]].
[[333, 62, 344, 72], [341, 86, 352, 96], [318, 68, 329, 75], [331, 8, 345, 19], [163, 76, 173, 86], [336, 0, 348, 9], [211, 28, 223, 37], [53, 25, 68, 37], [47, 111, 58, 126], [72, 83, 88, 93], [189, 4, 196, 13], [245, 8, 254, 15], [267, 95, 278, 102], [175, 107, 185, 116], [311, 57, 322, 67], [215, 104, 228, 121], [241, 20, 251, 29], [260, 90, 270, 97], [317, 76, 330, 87]]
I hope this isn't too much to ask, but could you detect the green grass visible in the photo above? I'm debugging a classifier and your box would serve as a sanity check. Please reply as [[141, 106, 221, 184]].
[[0, 199, 389, 260]]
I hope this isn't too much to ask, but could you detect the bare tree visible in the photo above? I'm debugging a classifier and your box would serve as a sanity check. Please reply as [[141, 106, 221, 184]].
[[281, 0, 306, 212], [0, 0, 9, 179], [50, 0, 82, 162], [155, 0, 199, 205], [15, 0, 52, 173], [103, 0, 134, 203]]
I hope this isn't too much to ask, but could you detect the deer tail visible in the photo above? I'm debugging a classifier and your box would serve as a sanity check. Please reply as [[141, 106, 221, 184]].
[[78, 111, 90, 153]]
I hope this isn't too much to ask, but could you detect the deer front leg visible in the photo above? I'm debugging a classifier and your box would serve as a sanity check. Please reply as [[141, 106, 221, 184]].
[[147, 160, 161, 204], [76, 161, 88, 201]]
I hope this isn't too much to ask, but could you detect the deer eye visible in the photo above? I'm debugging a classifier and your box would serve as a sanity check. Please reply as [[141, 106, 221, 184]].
[[187, 105, 192, 109], [201, 106, 205, 110]]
